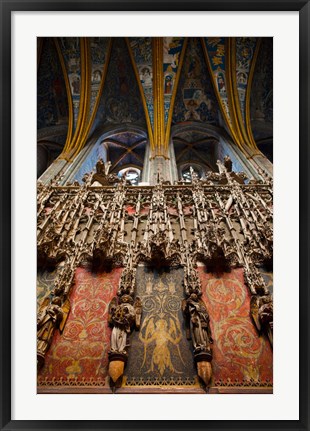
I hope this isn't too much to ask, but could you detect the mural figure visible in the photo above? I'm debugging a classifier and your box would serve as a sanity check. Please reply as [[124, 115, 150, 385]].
[[164, 75, 173, 94], [187, 54, 201, 78], [71, 75, 80, 95], [184, 99, 200, 121], [237, 71, 247, 85], [139, 316, 183, 376], [217, 72, 226, 93], [140, 66, 152, 87], [92, 69, 102, 83], [37, 296, 64, 369], [163, 37, 183, 73]]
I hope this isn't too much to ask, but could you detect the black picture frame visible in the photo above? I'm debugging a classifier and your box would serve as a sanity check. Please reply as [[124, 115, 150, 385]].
[[1, 1, 309, 430]]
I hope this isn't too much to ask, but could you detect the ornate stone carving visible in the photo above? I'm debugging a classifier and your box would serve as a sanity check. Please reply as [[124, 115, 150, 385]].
[[37, 156, 274, 370], [91, 159, 120, 186], [137, 232, 181, 268], [107, 265, 142, 387], [182, 291, 213, 386], [183, 261, 202, 297], [37, 296, 70, 369], [117, 267, 136, 297], [92, 221, 128, 269], [108, 295, 141, 355], [244, 264, 269, 295], [182, 294, 213, 356], [37, 157, 272, 278]]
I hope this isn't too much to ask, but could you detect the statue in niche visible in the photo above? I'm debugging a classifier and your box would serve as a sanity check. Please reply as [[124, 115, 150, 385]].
[[37, 296, 66, 369], [182, 293, 213, 356], [108, 294, 142, 355]]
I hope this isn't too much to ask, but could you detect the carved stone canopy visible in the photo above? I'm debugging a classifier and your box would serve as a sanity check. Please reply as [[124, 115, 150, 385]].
[[137, 232, 181, 268]]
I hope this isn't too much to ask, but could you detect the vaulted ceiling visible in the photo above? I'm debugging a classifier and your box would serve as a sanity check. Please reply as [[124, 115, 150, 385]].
[[103, 130, 147, 173], [173, 128, 218, 173], [37, 36, 273, 176]]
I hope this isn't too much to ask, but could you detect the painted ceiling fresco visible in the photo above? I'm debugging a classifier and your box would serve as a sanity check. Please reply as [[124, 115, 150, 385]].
[[172, 38, 220, 126], [203, 37, 231, 125], [163, 37, 186, 126], [173, 128, 218, 172], [92, 38, 147, 133], [59, 37, 81, 131], [129, 37, 154, 127], [235, 37, 257, 123], [250, 38, 273, 141], [88, 37, 110, 123], [37, 38, 69, 131], [103, 130, 147, 173], [37, 37, 273, 168]]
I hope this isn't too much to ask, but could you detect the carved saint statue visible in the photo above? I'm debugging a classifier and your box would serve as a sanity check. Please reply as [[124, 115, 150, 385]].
[[91, 159, 119, 186], [108, 295, 142, 355], [37, 296, 64, 368], [250, 294, 273, 346], [182, 293, 213, 355]]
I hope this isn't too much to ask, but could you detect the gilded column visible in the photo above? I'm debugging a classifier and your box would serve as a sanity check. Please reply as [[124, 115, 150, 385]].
[[126, 37, 154, 150], [69, 38, 92, 159], [226, 38, 246, 150], [148, 38, 172, 184], [245, 38, 262, 150], [164, 38, 188, 149], [54, 37, 74, 154], [229, 37, 253, 149], [59, 37, 89, 160], [152, 37, 165, 155]]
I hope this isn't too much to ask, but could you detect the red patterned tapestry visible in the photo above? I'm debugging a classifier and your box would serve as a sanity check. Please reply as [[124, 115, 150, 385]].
[[38, 267, 121, 389], [198, 267, 273, 388]]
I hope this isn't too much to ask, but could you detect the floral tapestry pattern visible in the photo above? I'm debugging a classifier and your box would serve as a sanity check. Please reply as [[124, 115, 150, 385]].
[[199, 267, 273, 387], [38, 267, 121, 386]]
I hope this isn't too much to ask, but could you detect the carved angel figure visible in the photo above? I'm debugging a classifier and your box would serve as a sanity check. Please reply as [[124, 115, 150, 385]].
[[37, 296, 70, 368], [182, 293, 213, 354], [108, 295, 142, 355]]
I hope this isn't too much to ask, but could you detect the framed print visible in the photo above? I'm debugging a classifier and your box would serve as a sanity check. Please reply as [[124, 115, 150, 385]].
[[2, 1, 309, 430]]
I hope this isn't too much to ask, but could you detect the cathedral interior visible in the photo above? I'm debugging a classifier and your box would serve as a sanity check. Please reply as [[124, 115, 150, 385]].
[[37, 37, 273, 394]]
